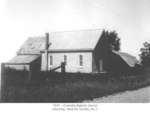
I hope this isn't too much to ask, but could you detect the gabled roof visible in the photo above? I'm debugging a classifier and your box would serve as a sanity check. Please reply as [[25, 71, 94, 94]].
[[8, 55, 40, 64], [112, 50, 138, 67], [49, 29, 103, 51], [17, 36, 46, 54], [17, 29, 103, 54]]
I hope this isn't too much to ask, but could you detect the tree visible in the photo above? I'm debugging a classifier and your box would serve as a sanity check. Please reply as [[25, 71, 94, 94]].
[[102, 30, 121, 51], [139, 42, 150, 67]]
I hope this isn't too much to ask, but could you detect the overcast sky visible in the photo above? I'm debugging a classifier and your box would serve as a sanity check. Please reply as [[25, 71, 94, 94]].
[[0, 0, 150, 62]]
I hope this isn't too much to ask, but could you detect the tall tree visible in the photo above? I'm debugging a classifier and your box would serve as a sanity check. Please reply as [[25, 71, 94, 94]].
[[139, 42, 150, 67], [102, 30, 121, 51]]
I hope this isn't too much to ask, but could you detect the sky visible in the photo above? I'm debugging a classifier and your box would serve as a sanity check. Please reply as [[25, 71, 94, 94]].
[[0, 0, 150, 62]]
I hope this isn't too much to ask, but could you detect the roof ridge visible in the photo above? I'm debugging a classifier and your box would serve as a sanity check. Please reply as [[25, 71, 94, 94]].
[[28, 36, 46, 39], [51, 28, 104, 34]]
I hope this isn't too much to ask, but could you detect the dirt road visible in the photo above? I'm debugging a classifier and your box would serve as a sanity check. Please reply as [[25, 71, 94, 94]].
[[83, 86, 150, 103]]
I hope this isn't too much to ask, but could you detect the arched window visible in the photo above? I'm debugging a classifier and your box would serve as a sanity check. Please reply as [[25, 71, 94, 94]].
[[64, 55, 67, 64], [79, 55, 83, 66], [50, 55, 53, 65]]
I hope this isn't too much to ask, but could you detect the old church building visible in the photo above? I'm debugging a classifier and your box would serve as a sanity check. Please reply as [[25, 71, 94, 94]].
[[5, 29, 138, 73]]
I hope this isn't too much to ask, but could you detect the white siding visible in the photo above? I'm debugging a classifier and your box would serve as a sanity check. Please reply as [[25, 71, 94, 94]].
[[46, 52, 92, 73]]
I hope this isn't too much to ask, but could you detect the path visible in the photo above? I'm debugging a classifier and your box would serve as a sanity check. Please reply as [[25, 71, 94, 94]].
[[83, 86, 150, 103]]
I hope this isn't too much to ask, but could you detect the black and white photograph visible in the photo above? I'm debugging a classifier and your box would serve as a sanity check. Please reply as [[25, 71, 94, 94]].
[[0, 0, 150, 107]]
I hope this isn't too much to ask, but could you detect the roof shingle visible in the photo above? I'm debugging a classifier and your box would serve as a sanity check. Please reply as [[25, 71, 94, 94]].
[[49, 29, 103, 50], [9, 55, 40, 64], [18, 36, 46, 54]]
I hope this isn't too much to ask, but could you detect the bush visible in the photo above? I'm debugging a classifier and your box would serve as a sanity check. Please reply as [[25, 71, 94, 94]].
[[1, 68, 150, 102]]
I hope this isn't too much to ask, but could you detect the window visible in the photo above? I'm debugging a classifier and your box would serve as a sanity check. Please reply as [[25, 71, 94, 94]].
[[79, 55, 83, 66], [50, 55, 53, 65], [64, 55, 67, 64]]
